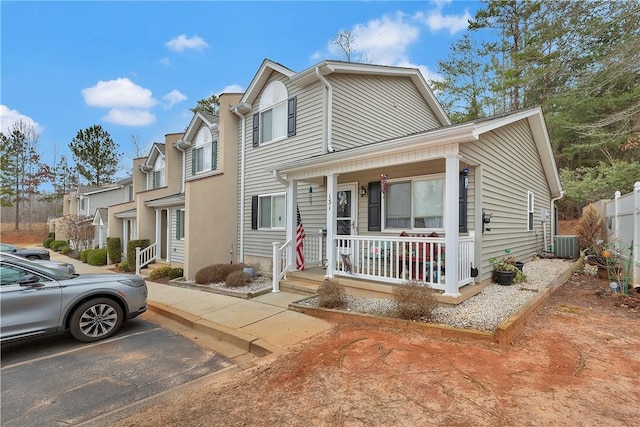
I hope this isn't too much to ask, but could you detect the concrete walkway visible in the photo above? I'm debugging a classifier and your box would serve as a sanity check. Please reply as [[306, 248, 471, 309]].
[[47, 251, 333, 359]]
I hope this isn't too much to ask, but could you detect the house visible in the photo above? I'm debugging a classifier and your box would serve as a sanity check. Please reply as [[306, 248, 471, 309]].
[[106, 93, 241, 277], [50, 180, 133, 249], [230, 59, 563, 300]]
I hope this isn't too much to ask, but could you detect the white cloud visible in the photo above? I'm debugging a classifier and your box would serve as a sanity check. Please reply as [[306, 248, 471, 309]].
[[82, 78, 157, 109], [163, 90, 187, 108], [159, 57, 170, 67], [219, 84, 244, 94], [414, 1, 471, 35], [165, 34, 209, 52], [102, 109, 156, 127], [0, 105, 43, 134], [310, 51, 322, 61]]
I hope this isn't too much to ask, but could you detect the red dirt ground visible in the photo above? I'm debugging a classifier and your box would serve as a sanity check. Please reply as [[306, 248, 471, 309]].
[[113, 273, 639, 427]]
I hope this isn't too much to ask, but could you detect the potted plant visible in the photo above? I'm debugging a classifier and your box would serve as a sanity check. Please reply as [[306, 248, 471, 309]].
[[490, 257, 518, 286]]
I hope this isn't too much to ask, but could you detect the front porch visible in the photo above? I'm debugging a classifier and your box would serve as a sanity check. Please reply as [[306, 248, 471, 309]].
[[274, 232, 479, 304]]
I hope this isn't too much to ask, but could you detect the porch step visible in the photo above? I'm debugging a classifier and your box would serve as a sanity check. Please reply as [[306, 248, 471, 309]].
[[281, 267, 489, 305]]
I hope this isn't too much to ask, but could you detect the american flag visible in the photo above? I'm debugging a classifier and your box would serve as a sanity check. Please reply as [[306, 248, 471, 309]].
[[296, 205, 306, 270]]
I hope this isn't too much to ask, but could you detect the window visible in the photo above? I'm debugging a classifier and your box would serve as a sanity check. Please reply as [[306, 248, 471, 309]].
[[527, 191, 534, 231], [258, 193, 286, 229], [384, 176, 444, 230], [152, 156, 165, 188], [176, 209, 185, 240], [252, 81, 296, 146], [192, 127, 217, 174]]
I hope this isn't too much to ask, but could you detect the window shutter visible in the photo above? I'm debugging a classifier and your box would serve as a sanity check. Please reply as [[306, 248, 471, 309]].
[[211, 140, 218, 170], [251, 196, 258, 230], [191, 149, 196, 175], [368, 182, 382, 232], [459, 172, 468, 233], [252, 113, 259, 147], [287, 96, 297, 137]]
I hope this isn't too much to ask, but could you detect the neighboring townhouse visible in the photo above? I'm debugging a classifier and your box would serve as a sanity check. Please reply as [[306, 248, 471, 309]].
[[231, 59, 563, 301], [107, 134, 184, 266], [178, 93, 242, 279], [51, 180, 133, 248]]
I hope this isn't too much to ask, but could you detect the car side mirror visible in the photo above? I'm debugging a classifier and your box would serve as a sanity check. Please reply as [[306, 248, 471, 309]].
[[19, 274, 42, 287]]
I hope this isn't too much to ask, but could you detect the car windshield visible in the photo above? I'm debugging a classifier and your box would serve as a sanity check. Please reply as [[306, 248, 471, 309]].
[[1, 257, 74, 280]]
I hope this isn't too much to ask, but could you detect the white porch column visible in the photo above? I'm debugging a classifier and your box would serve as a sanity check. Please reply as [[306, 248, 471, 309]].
[[155, 209, 161, 260], [123, 220, 129, 253], [444, 155, 460, 297], [287, 179, 297, 270], [325, 173, 337, 278]]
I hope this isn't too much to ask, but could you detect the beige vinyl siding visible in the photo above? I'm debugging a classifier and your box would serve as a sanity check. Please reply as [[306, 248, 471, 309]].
[[460, 119, 552, 279], [131, 220, 138, 239], [169, 207, 185, 263], [240, 72, 326, 259], [331, 74, 441, 150]]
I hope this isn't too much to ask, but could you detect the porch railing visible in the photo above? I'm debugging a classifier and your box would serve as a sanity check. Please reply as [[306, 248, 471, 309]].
[[272, 239, 292, 292], [332, 232, 475, 290], [135, 243, 157, 275]]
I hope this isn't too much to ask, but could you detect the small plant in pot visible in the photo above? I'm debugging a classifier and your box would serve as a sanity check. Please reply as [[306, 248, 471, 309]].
[[490, 249, 527, 286]]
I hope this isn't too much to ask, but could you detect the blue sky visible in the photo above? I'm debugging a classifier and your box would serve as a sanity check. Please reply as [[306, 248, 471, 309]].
[[1, 0, 481, 183]]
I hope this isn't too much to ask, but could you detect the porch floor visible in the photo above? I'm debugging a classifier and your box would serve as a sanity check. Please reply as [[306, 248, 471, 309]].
[[280, 266, 487, 305]]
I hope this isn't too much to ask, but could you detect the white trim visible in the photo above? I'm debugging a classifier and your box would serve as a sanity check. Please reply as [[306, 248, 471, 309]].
[[527, 191, 535, 231]]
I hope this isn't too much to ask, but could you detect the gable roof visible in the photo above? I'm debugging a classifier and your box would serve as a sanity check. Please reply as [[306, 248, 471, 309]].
[[140, 143, 165, 171], [273, 107, 562, 197], [232, 59, 450, 127], [92, 208, 108, 225], [181, 111, 220, 146]]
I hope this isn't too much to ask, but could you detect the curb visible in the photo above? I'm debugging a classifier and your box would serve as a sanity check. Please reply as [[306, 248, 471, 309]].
[[147, 301, 281, 357]]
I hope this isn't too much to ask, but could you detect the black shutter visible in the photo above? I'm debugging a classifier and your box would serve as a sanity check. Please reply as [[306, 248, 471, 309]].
[[251, 195, 258, 230], [211, 140, 218, 170], [368, 181, 382, 232], [191, 149, 196, 174], [459, 172, 468, 233], [252, 113, 259, 147], [287, 96, 297, 137]]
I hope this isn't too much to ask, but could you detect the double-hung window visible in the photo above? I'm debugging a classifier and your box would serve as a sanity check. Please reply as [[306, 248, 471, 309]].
[[258, 193, 286, 229], [192, 127, 217, 175], [176, 209, 185, 240], [384, 175, 444, 230], [152, 156, 165, 188], [253, 81, 296, 147]]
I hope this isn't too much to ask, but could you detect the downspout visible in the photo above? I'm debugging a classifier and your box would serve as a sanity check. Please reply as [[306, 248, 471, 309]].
[[232, 107, 246, 262], [550, 191, 565, 252], [315, 67, 334, 153]]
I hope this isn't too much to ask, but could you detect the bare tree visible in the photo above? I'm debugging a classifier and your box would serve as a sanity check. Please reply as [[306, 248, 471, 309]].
[[332, 30, 373, 63]]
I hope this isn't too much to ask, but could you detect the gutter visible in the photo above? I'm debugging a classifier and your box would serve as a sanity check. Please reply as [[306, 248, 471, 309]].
[[232, 106, 246, 262], [315, 67, 334, 153], [272, 170, 288, 187], [550, 191, 565, 251]]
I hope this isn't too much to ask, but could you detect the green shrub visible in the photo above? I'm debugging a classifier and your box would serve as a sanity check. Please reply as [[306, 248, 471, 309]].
[[43, 237, 55, 248], [168, 268, 183, 280], [195, 263, 245, 284], [60, 246, 73, 255], [106, 237, 122, 264], [317, 279, 347, 309], [225, 270, 251, 287], [80, 249, 92, 263], [118, 259, 130, 272], [87, 248, 108, 266], [393, 281, 437, 321], [126, 239, 151, 272], [50, 240, 68, 252], [47, 232, 55, 239], [149, 266, 172, 280]]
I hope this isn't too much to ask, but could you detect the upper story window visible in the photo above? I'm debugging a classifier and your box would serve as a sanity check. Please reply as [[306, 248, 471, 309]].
[[252, 81, 296, 147], [152, 155, 165, 189], [384, 175, 445, 231], [192, 127, 217, 175]]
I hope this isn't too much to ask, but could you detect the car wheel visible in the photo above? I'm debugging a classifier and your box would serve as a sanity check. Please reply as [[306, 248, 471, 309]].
[[27, 255, 40, 260], [69, 298, 124, 342]]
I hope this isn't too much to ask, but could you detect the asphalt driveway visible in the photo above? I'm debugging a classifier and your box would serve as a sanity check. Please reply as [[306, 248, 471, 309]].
[[1, 317, 234, 426]]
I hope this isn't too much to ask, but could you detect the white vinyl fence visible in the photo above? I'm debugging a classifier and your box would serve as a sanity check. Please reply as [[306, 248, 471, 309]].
[[605, 182, 640, 286]]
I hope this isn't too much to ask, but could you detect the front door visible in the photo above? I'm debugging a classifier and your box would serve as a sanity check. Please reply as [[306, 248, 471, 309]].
[[336, 184, 357, 236]]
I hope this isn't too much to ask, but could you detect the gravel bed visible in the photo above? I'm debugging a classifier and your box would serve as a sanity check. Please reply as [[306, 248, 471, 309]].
[[298, 259, 574, 332]]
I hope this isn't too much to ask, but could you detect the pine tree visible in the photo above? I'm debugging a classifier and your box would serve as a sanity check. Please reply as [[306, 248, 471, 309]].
[[69, 125, 120, 186]]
